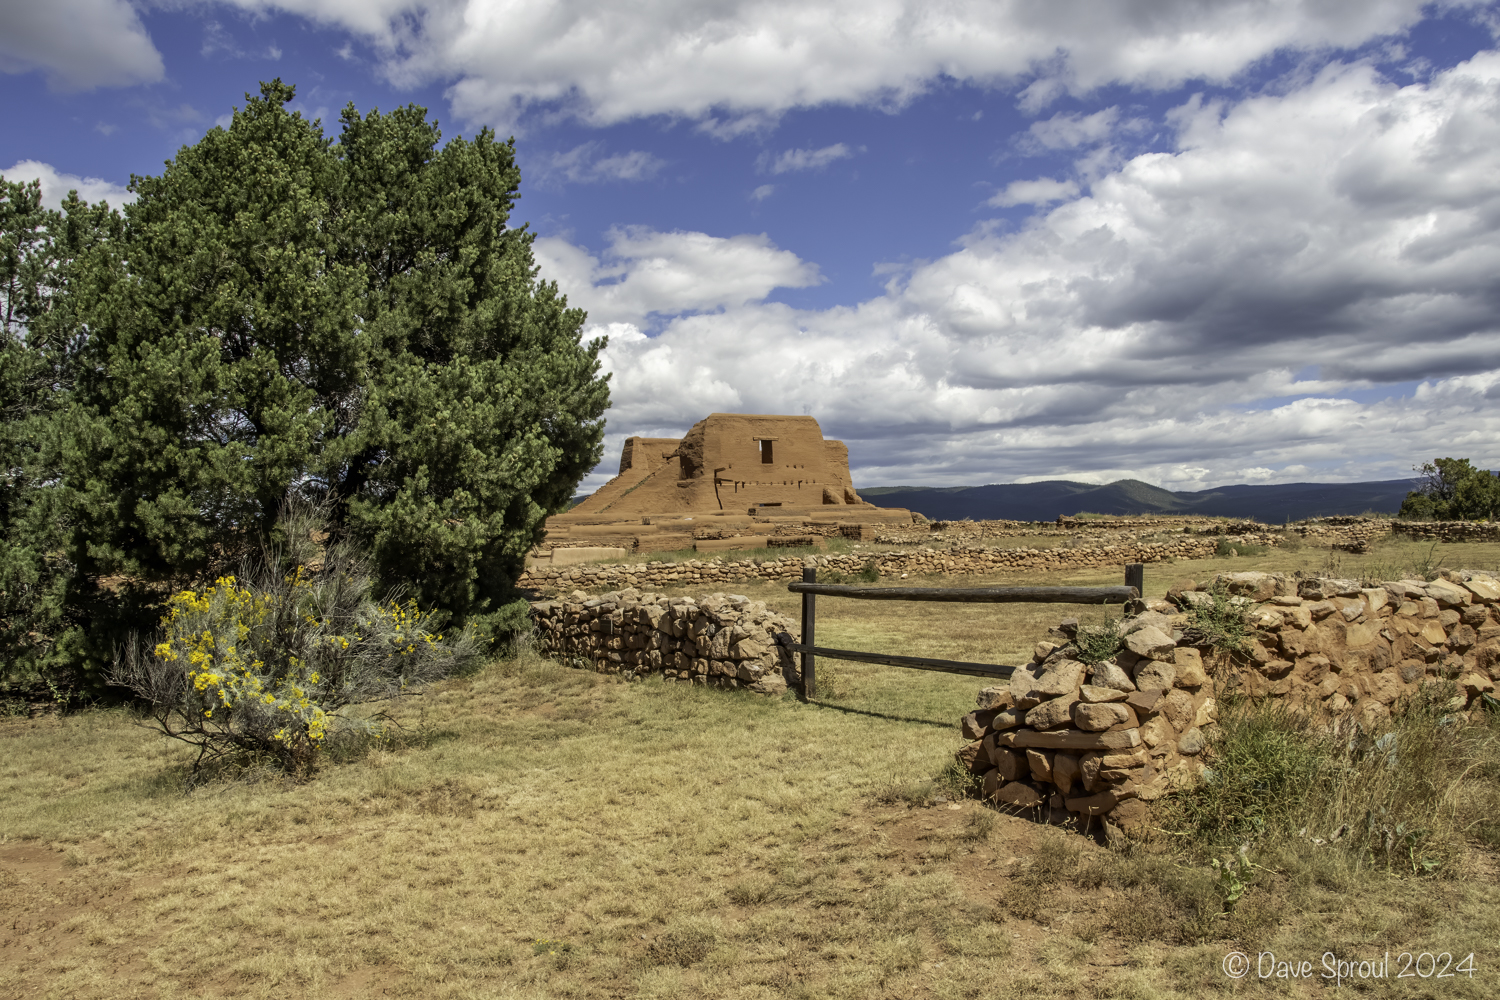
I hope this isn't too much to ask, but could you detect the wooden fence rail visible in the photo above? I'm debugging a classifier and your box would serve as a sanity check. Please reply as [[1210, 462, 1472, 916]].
[[778, 564, 1144, 698]]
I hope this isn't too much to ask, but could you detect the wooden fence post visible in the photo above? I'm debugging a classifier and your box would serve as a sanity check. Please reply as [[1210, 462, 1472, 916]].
[[801, 566, 817, 699], [1124, 562, 1144, 600]]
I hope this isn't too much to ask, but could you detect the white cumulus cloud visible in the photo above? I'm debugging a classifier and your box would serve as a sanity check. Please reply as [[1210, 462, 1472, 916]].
[[2, 160, 135, 209], [202, 0, 1445, 128], [989, 177, 1080, 207], [578, 51, 1500, 490], [0, 0, 164, 90], [534, 226, 823, 327]]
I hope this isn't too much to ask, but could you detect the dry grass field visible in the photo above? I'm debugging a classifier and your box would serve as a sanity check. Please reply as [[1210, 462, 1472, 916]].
[[3, 533, 1500, 998]]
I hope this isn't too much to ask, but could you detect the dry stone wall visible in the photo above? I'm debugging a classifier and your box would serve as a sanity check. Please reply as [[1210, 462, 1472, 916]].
[[956, 614, 1217, 834], [1392, 520, 1500, 543], [519, 533, 1286, 594], [528, 588, 800, 695], [960, 567, 1500, 832]]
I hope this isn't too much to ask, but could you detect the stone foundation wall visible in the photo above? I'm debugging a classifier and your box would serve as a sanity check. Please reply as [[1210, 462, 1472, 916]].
[[959, 567, 1500, 832], [528, 588, 800, 695]]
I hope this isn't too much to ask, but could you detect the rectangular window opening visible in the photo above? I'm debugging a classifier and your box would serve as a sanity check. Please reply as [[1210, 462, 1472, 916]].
[[760, 440, 773, 464]]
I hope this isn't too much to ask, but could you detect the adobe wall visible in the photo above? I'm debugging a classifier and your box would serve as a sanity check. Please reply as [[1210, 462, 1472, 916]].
[[959, 568, 1500, 833], [562, 414, 888, 522]]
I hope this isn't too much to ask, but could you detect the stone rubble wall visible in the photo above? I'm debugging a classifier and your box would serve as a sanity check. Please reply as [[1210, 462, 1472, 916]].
[[956, 617, 1217, 835], [519, 533, 1286, 593], [527, 588, 800, 695], [1391, 520, 1500, 543], [959, 567, 1500, 832]]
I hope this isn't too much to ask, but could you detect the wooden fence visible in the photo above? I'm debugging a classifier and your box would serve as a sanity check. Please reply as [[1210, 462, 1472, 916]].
[[776, 563, 1144, 698]]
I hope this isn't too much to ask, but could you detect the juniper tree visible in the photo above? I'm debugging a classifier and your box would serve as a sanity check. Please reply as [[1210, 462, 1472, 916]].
[[63, 80, 607, 672], [0, 178, 119, 680]]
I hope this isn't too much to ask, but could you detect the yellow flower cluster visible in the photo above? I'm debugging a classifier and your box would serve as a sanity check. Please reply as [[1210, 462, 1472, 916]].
[[154, 575, 329, 746]]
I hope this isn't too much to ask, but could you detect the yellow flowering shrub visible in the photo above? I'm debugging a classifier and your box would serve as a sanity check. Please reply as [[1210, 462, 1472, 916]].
[[116, 545, 480, 779]]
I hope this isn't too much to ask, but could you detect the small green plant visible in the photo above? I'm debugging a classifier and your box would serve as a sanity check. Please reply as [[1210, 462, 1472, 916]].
[[1210, 851, 1250, 912], [1181, 584, 1253, 655], [1074, 606, 1125, 665], [822, 559, 881, 584]]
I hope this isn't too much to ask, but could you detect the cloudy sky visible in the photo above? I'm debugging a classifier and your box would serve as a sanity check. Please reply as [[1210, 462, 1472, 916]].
[[5, 1, 1500, 493]]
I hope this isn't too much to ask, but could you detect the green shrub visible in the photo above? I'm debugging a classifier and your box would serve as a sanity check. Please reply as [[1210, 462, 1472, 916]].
[[1074, 607, 1125, 665], [1181, 584, 1253, 655]]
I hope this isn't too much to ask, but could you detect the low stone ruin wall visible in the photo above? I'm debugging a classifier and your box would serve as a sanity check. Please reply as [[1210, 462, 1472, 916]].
[[956, 617, 1216, 834], [519, 533, 1286, 594], [1392, 520, 1500, 542], [958, 568, 1500, 832], [527, 588, 799, 695]]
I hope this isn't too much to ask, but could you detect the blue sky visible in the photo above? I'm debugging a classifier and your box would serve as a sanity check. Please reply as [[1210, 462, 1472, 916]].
[[5, 1, 1500, 494]]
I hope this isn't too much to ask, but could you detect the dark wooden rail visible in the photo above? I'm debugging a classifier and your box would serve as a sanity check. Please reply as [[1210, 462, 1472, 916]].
[[786, 583, 1136, 604], [775, 635, 1017, 679], [788, 563, 1143, 699]]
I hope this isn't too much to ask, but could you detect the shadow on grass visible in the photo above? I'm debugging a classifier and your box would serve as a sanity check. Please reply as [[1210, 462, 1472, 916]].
[[803, 698, 956, 729]]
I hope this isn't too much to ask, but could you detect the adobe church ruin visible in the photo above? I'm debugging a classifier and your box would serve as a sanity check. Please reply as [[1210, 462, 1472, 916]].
[[536, 414, 913, 563]]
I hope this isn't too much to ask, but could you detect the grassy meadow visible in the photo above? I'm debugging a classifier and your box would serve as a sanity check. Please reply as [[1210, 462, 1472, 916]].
[[3, 532, 1500, 997]]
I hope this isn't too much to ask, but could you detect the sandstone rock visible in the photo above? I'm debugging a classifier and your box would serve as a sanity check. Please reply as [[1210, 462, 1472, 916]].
[[1079, 751, 1102, 791], [1089, 660, 1137, 692], [1124, 626, 1177, 661], [1011, 727, 1141, 750], [1052, 752, 1081, 793], [1079, 684, 1128, 703], [1025, 696, 1079, 730], [1033, 641, 1059, 662], [990, 746, 1026, 782], [1362, 587, 1389, 615], [1159, 689, 1197, 732], [1367, 672, 1404, 705], [996, 782, 1044, 809], [960, 709, 997, 741], [1172, 647, 1209, 687], [1139, 716, 1176, 749], [1217, 571, 1278, 601], [1464, 577, 1500, 602], [1194, 696, 1217, 728], [982, 767, 1002, 800], [1343, 623, 1376, 648], [1074, 701, 1132, 731], [1134, 659, 1177, 690], [956, 741, 986, 773], [1177, 727, 1206, 755], [1426, 578, 1471, 607], [976, 685, 1013, 710], [990, 708, 1026, 730], [1026, 748, 1055, 784], [1459, 672, 1495, 699], [1027, 659, 1086, 698], [1121, 610, 1175, 635], [1126, 688, 1166, 714]]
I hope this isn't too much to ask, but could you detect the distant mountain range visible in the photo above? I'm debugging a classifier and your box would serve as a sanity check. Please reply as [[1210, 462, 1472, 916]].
[[855, 478, 1420, 523]]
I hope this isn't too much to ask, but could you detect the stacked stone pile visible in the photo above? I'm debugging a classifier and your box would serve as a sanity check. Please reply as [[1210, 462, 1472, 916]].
[[1173, 569, 1500, 723], [1392, 520, 1500, 543], [520, 533, 1283, 593], [959, 566, 1500, 829], [956, 613, 1217, 832], [528, 588, 799, 695]]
